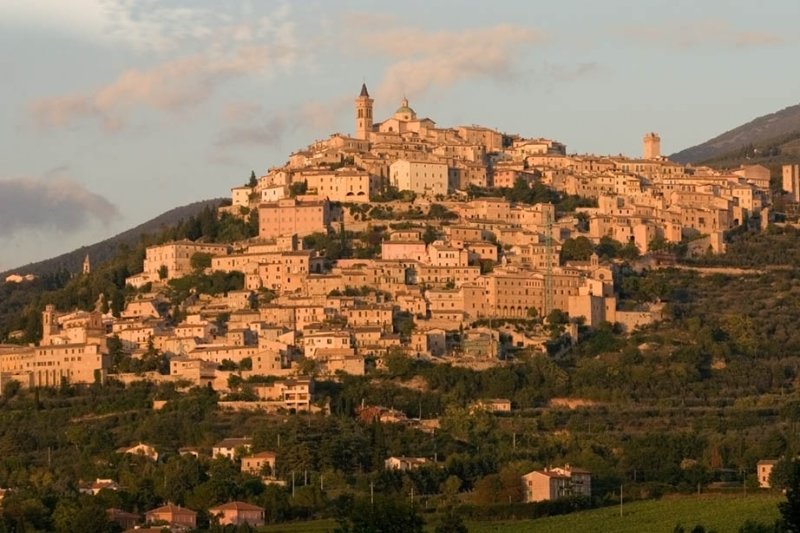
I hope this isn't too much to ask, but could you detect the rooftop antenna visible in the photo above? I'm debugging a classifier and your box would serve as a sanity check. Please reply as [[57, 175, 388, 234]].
[[544, 205, 554, 316]]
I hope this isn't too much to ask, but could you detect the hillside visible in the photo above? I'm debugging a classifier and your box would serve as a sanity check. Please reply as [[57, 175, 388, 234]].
[[0, 198, 225, 279], [670, 103, 800, 164], [471, 493, 781, 533], [242, 485, 784, 532]]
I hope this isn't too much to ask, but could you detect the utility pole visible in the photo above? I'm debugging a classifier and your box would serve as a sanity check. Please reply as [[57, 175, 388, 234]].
[[370, 482, 374, 505], [544, 204, 554, 316], [619, 485, 623, 517], [292, 471, 295, 497]]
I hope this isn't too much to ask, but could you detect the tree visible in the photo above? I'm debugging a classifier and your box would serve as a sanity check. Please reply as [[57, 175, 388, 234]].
[[393, 311, 415, 338], [156, 455, 204, 506], [435, 506, 468, 533], [546, 308, 569, 338], [560, 236, 594, 262], [618, 241, 641, 261], [52, 496, 111, 533], [546, 309, 568, 326], [289, 181, 308, 197], [595, 236, 622, 259], [190, 252, 212, 271], [1, 378, 20, 400], [423, 226, 439, 245], [334, 496, 424, 533], [219, 359, 238, 371], [248, 170, 257, 187], [428, 204, 458, 220], [158, 265, 169, 280], [473, 473, 503, 504], [575, 211, 590, 232]]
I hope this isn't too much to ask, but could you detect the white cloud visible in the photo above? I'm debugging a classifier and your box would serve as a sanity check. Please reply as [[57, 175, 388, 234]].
[[26, 2, 300, 130], [0, 0, 220, 51], [31, 45, 293, 130], [354, 24, 544, 103]]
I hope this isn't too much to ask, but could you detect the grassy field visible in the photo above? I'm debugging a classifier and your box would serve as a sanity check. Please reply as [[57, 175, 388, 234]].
[[465, 493, 782, 533], [257, 493, 781, 532], [259, 519, 337, 532]]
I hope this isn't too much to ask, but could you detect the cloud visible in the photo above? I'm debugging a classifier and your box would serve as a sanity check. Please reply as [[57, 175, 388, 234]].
[[0, 0, 219, 52], [27, 3, 299, 131], [216, 116, 289, 148], [0, 177, 118, 236], [621, 19, 785, 49], [31, 45, 292, 130], [353, 24, 544, 102], [214, 95, 352, 149]]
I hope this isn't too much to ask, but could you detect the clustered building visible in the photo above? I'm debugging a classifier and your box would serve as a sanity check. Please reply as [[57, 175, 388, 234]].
[[0, 83, 774, 399], [2, 82, 789, 519]]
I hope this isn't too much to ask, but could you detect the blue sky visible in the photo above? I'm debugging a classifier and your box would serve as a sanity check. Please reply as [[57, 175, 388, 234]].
[[1, 0, 799, 271]]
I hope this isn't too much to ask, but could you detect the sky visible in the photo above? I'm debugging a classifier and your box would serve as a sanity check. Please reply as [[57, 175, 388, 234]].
[[1, 0, 799, 271]]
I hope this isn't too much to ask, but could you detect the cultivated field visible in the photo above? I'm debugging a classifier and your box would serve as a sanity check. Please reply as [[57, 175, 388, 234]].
[[465, 493, 782, 533]]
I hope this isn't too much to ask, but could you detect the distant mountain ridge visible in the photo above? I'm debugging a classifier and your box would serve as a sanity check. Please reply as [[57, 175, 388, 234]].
[[670, 103, 800, 164], [1, 198, 225, 279]]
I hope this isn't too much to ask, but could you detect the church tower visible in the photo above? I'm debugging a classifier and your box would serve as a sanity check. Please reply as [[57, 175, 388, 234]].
[[42, 304, 59, 345], [82, 254, 91, 275], [355, 83, 373, 141]]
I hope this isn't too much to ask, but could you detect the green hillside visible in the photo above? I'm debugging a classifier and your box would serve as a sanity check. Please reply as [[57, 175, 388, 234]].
[[465, 493, 781, 533], [256, 493, 782, 532]]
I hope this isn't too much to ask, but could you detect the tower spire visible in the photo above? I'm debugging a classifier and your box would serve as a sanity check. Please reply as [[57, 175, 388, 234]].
[[355, 82, 373, 140]]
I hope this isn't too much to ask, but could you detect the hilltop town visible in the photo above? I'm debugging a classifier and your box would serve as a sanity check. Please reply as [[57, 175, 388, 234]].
[[0, 84, 797, 531], [0, 83, 778, 392]]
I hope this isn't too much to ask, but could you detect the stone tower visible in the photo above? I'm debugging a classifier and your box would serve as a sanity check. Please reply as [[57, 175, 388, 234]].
[[42, 304, 59, 345], [643, 132, 661, 160], [82, 253, 91, 275], [355, 83, 373, 141]]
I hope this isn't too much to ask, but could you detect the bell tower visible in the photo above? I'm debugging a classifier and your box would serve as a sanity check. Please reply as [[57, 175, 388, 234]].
[[355, 83, 373, 141], [42, 304, 59, 345]]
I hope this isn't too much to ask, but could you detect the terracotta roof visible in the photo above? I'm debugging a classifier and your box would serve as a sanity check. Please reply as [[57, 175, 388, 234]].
[[210, 501, 265, 512], [246, 451, 277, 459], [145, 503, 197, 516]]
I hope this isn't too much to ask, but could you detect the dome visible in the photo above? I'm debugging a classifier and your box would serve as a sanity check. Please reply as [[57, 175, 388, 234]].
[[394, 97, 417, 120]]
